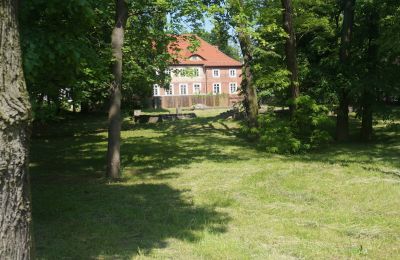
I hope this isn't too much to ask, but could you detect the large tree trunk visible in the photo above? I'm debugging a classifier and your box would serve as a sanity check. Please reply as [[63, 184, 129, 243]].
[[106, 0, 128, 179], [281, 0, 299, 114], [0, 0, 33, 258], [336, 0, 355, 141]]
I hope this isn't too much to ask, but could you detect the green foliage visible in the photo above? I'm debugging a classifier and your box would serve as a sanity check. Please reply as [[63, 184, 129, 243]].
[[31, 100, 60, 123], [240, 96, 334, 153], [291, 95, 333, 138], [20, 0, 113, 114]]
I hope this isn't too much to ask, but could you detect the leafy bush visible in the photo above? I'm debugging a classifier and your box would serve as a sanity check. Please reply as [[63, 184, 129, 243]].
[[31, 101, 59, 123], [239, 96, 334, 153]]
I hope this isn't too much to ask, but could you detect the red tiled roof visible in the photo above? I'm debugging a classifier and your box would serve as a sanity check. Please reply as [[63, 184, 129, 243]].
[[168, 35, 242, 67]]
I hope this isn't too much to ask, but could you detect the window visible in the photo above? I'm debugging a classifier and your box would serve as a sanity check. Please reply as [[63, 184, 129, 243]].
[[193, 68, 200, 77], [213, 83, 221, 94], [153, 85, 160, 96], [212, 69, 220, 77], [229, 69, 237, 77], [229, 83, 238, 94], [179, 84, 188, 95], [189, 55, 202, 61], [165, 84, 174, 95], [165, 69, 171, 76], [193, 83, 201, 94]]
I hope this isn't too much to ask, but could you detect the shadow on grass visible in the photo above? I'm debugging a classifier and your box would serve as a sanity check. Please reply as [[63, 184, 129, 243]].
[[285, 122, 400, 173], [32, 182, 229, 258], [30, 111, 399, 258], [30, 115, 237, 258], [121, 117, 250, 178]]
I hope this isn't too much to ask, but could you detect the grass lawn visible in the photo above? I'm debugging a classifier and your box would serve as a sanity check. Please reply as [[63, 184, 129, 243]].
[[30, 109, 400, 259]]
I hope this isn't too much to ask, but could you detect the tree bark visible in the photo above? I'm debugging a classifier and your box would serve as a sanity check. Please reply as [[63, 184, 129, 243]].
[[237, 30, 259, 127], [281, 0, 299, 114], [336, 91, 349, 141], [228, 0, 258, 127], [360, 91, 373, 141], [360, 8, 379, 142], [106, 0, 128, 179], [336, 0, 355, 141], [0, 0, 33, 258]]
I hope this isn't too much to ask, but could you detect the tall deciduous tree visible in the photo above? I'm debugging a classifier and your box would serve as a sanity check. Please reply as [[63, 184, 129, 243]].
[[106, 0, 128, 179], [281, 0, 299, 113], [228, 0, 259, 126], [336, 0, 355, 141], [0, 0, 33, 257]]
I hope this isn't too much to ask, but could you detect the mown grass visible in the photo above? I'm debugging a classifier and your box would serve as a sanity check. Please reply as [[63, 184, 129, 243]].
[[30, 108, 400, 259]]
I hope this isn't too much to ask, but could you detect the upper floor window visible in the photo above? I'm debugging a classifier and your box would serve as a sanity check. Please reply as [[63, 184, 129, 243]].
[[193, 68, 200, 77], [212, 69, 220, 78], [229, 82, 238, 94], [193, 83, 201, 94], [179, 84, 188, 95], [229, 69, 237, 77], [153, 85, 160, 96], [165, 84, 174, 95], [213, 83, 221, 94]]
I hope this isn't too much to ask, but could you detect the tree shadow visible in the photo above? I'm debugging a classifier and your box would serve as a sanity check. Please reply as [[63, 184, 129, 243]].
[[32, 182, 230, 259], [29, 115, 238, 258], [284, 124, 400, 174], [32, 112, 109, 138], [120, 116, 252, 178]]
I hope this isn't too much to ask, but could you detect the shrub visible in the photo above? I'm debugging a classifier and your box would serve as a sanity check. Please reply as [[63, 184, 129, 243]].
[[31, 100, 59, 123], [239, 96, 334, 153]]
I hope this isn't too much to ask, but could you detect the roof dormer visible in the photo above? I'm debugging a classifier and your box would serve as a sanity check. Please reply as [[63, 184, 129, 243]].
[[189, 55, 205, 61]]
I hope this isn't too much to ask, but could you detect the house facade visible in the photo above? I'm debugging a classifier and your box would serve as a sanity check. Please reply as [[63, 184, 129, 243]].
[[153, 35, 243, 108]]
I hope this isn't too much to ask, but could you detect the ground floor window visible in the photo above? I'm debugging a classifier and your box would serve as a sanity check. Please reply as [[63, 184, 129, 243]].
[[193, 83, 201, 94], [153, 84, 160, 96], [229, 82, 238, 94], [165, 84, 174, 95], [179, 84, 188, 95], [213, 83, 221, 94]]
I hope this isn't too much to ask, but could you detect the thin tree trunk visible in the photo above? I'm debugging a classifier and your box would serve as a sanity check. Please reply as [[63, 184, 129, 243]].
[[281, 0, 299, 114], [336, 0, 355, 141], [229, 0, 258, 127], [106, 0, 128, 179], [360, 91, 373, 141], [237, 30, 259, 127], [360, 9, 378, 141], [0, 0, 33, 258], [336, 91, 349, 140]]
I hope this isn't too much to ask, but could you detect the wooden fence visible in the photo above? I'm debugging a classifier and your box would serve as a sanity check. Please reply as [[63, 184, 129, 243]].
[[153, 95, 242, 108]]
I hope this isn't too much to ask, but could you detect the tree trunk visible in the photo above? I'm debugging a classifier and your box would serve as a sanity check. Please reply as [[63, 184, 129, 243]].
[[336, 0, 355, 141], [360, 7, 379, 142], [106, 0, 128, 179], [229, 0, 258, 127], [237, 31, 259, 127], [281, 0, 299, 114], [0, 0, 33, 258], [360, 91, 373, 141], [336, 91, 349, 141]]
